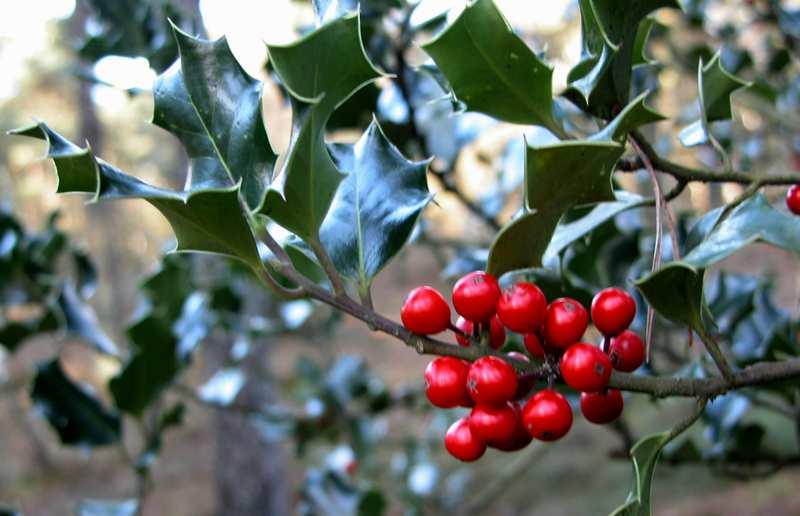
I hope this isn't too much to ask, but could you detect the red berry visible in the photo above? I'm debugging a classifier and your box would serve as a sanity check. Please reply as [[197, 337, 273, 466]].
[[496, 282, 547, 333], [424, 357, 471, 408], [559, 343, 612, 392], [469, 402, 518, 443], [452, 271, 501, 322], [488, 403, 532, 451], [466, 356, 518, 405], [521, 389, 573, 442], [455, 315, 506, 349], [543, 298, 588, 349], [591, 288, 636, 336], [580, 389, 624, 424], [608, 330, 645, 372], [444, 417, 486, 462], [787, 185, 800, 215], [506, 352, 536, 400], [401, 286, 451, 335], [524, 333, 545, 360]]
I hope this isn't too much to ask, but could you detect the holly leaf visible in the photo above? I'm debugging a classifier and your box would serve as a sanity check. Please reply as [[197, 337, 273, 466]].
[[543, 191, 645, 263], [109, 313, 183, 417], [261, 14, 383, 241], [488, 140, 623, 276], [610, 432, 671, 516], [31, 358, 121, 447], [565, 0, 680, 118], [9, 123, 263, 270], [320, 119, 431, 294], [57, 282, 118, 356], [731, 288, 794, 366], [678, 52, 750, 148], [590, 91, 666, 143], [153, 26, 277, 212], [140, 254, 193, 319], [77, 0, 200, 73], [421, 0, 561, 134], [636, 194, 800, 331]]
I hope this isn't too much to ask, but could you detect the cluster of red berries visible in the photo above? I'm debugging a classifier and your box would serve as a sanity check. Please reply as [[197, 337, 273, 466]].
[[787, 185, 800, 215], [401, 271, 645, 462]]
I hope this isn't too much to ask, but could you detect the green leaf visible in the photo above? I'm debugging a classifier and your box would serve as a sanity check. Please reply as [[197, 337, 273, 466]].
[[678, 51, 750, 147], [421, 0, 561, 133], [109, 313, 183, 417], [140, 254, 193, 319], [488, 140, 623, 276], [320, 119, 431, 293], [543, 191, 644, 263], [636, 194, 800, 330], [78, 0, 201, 73], [31, 358, 121, 447], [153, 26, 277, 212], [631, 17, 659, 67], [590, 91, 666, 143], [57, 282, 118, 356], [635, 262, 708, 332], [566, 0, 680, 118], [610, 432, 671, 516], [9, 123, 263, 270], [357, 488, 386, 516], [261, 14, 382, 240]]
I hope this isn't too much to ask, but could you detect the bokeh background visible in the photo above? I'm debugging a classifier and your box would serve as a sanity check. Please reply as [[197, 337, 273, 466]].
[[1, 1, 800, 514]]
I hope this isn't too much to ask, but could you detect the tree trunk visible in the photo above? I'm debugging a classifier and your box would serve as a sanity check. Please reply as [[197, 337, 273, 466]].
[[213, 338, 288, 516]]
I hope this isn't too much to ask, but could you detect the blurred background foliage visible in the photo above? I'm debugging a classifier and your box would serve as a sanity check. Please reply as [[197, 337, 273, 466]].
[[1, 0, 799, 515]]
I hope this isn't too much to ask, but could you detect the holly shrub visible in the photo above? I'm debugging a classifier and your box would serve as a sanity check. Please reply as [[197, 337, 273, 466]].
[[3, 0, 800, 514]]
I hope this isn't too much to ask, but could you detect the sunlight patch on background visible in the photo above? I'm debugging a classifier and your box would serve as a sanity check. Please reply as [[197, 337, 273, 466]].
[[200, 0, 306, 79], [94, 56, 156, 91], [0, 0, 76, 101]]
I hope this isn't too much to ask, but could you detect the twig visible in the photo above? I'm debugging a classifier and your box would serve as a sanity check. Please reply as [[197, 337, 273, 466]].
[[308, 237, 347, 297], [697, 327, 735, 383], [628, 130, 800, 186], [629, 136, 662, 364], [668, 396, 708, 441]]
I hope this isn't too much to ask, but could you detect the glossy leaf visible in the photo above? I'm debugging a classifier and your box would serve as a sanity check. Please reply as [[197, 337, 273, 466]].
[[261, 14, 383, 240], [543, 191, 644, 263], [678, 52, 750, 147], [731, 288, 793, 366], [57, 282, 118, 356], [488, 140, 623, 276], [636, 194, 800, 331], [421, 0, 561, 133], [78, 0, 200, 72], [589, 91, 665, 143], [109, 314, 182, 416], [31, 359, 121, 447], [320, 119, 431, 293], [9, 123, 263, 270], [610, 431, 671, 516], [153, 26, 277, 211], [566, 0, 679, 118], [140, 254, 194, 319]]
